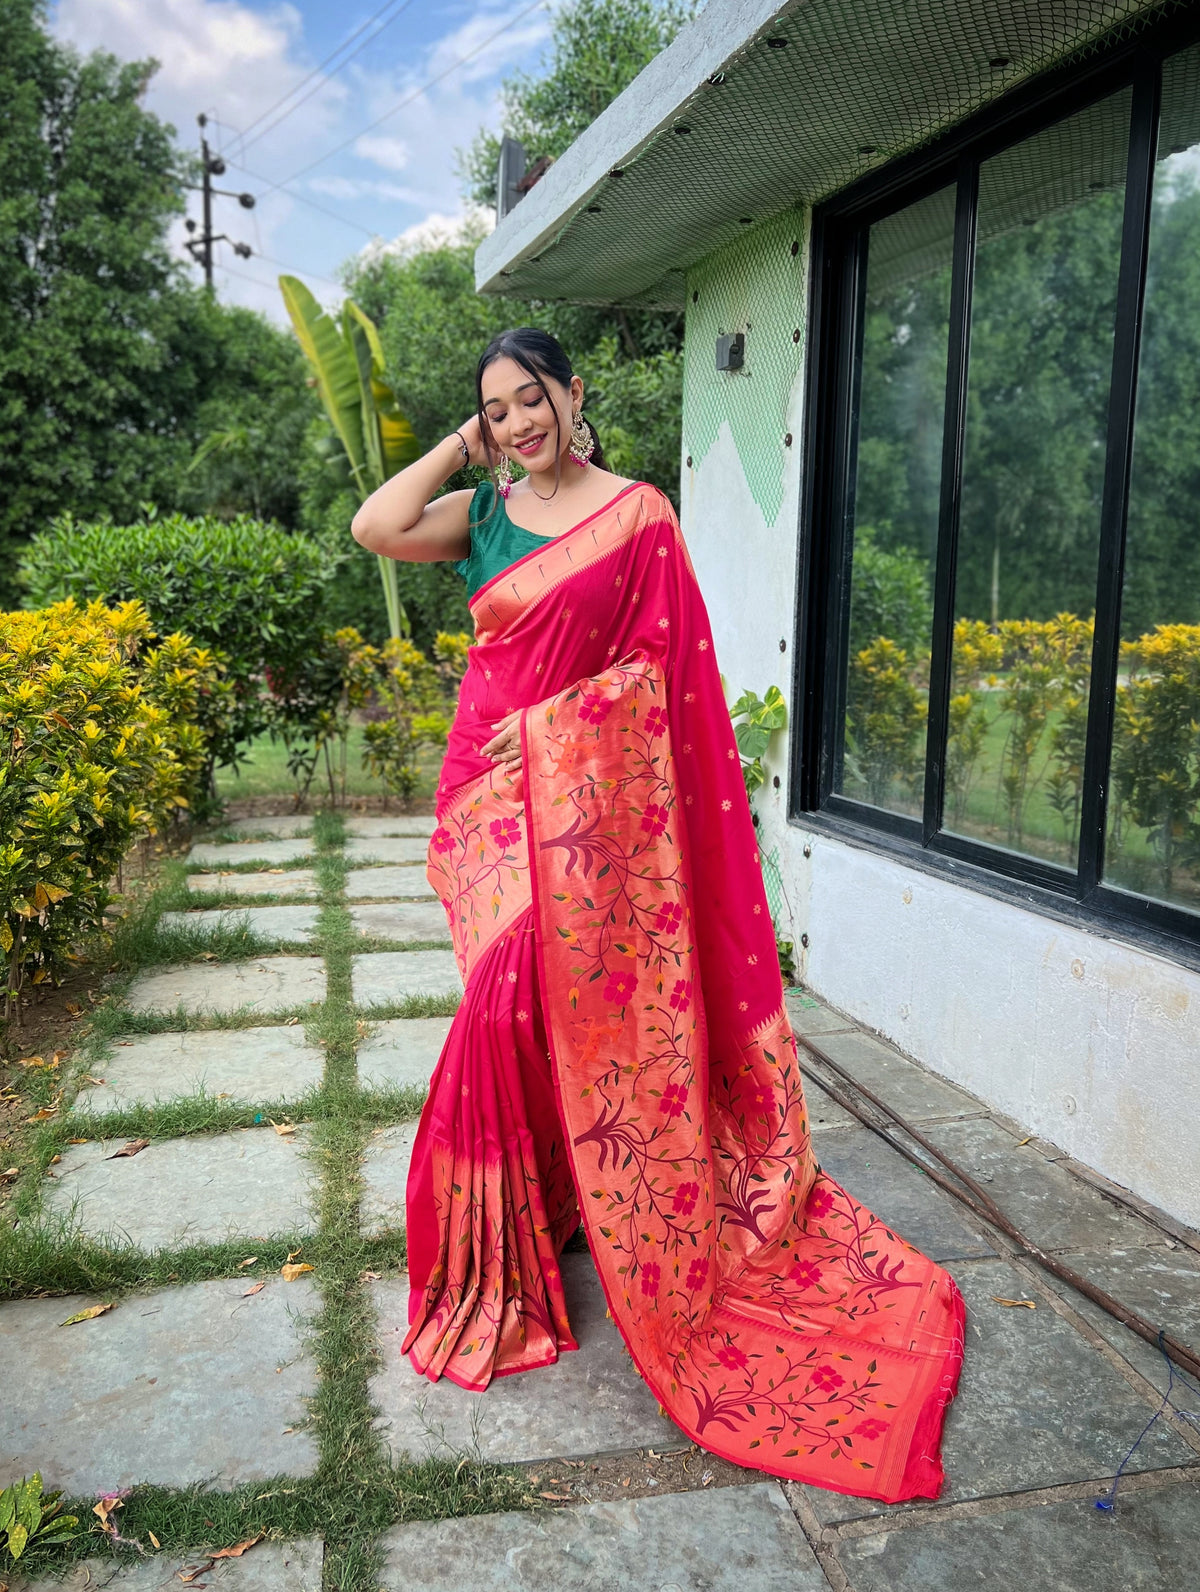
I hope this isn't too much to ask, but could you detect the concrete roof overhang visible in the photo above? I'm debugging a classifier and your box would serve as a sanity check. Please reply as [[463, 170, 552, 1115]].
[[474, 0, 1171, 309]]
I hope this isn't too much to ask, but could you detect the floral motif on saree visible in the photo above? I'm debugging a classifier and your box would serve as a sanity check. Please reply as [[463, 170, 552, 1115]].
[[405, 482, 965, 1502]]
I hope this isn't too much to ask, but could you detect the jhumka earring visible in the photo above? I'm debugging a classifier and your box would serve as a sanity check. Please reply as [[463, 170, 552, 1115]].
[[495, 452, 515, 498], [569, 409, 595, 467]]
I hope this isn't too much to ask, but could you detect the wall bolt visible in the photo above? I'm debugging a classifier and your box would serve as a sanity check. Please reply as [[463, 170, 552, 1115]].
[[784, 432, 793, 447], [800, 932, 809, 948], [803, 843, 812, 858]]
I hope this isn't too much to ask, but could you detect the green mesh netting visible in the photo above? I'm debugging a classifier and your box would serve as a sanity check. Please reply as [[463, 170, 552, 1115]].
[[681, 208, 806, 523], [489, 0, 1185, 309]]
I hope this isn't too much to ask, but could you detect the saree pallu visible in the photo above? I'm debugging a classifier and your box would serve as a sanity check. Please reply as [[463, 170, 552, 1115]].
[[405, 482, 965, 1502]]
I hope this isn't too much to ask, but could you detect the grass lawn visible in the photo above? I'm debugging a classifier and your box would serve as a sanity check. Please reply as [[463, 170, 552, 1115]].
[[216, 724, 443, 807]]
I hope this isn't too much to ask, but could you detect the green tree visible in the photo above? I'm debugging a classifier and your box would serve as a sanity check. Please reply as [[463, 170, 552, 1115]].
[[458, 0, 696, 208], [0, 0, 186, 599]]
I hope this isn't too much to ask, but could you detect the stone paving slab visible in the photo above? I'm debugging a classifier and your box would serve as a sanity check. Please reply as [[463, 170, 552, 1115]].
[[0, 1277, 318, 1492], [344, 836, 430, 865], [378, 1481, 825, 1592], [357, 1016, 453, 1092], [806, 1026, 982, 1122], [345, 865, 435, 899], [42, 1126, 318, 1249], [784, 988, 859, 1036], [127, 957, 327, 1016], [835, 1476, 1200, 1592], [1058, 1244, 1200, 1392], [188, 838, 314, 867], [361, 1122, 420, 1234], [802, 1074, 858, 1132], [803, 1257, 1198, 1527], [351, 950, 462, 1008], [8, 1542, 324, 1592], [160, 905, 321, 943], [923, 1116, 1164, 1255], [349, 901, 451, 942], [74, 1026, 325, 1112], [372, 1253, 678, 1462], [345, 815, 437, 838], [812, 1126, 997, 1262], [188, 869, 320, 899], [221, 816, 315, 839]]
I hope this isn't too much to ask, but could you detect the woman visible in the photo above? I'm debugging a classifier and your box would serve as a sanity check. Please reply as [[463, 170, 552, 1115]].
[[352, 328, 964, 1503]]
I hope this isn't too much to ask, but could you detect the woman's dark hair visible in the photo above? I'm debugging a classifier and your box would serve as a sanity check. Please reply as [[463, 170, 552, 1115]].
[[475, 327, 607, 498]]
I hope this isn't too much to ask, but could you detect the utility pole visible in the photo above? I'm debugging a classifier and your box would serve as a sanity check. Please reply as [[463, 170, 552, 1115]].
[[185, 113, 256, 291]]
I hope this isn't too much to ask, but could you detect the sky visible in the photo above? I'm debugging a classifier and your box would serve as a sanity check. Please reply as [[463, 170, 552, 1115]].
[[50, 0, 554, 321]]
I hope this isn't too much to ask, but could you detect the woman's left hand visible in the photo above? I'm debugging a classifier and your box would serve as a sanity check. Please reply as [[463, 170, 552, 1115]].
[[481, 710, 523, 770]]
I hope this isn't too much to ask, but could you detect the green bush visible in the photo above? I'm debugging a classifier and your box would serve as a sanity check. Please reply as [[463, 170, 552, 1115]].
[[848, 528, 933, 659], [19, 512, 341, 772]]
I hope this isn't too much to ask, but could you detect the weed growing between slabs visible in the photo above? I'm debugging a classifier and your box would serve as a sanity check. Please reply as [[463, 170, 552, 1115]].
[[4, 809, 537, 1590]]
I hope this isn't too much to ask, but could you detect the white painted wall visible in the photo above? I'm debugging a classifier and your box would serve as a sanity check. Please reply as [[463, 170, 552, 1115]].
[[681, 215, 1200, 1232]]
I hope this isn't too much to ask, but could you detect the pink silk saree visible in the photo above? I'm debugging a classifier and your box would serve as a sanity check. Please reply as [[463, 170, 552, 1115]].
[[405, 481, 965, 1503]]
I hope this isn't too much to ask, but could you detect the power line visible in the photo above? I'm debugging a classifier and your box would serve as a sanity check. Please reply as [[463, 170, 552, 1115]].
[[226, 155, 381, 240], [229, 0, 417, 161], [260, 0, 547, 199]]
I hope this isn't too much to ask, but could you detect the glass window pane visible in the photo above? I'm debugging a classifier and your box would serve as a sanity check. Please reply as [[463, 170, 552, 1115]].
[[944, 89, 1131, 867], [836, 186, 953, 817], [1105, 43, 1200, 916]]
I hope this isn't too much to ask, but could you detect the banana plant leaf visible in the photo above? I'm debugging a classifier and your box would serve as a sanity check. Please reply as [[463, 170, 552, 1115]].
[[279, 276, 370, 499]]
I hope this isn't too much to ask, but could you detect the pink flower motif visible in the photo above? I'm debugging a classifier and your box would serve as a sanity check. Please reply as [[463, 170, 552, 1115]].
[[807, 1188, 835, 1219], [669, 978, 692, 1014], [660, 1082, 687, 1117], [640, 803, 668, 839], [656, 901, 683, 936], [790, 1260, 823, 1289], [672, 1181, 699, 1215], [489, 816, 521, 849], [687, 1257, 708, 1290], [811, 1364, 845, 1392], [644, 706, 668, 738], [431, 827, 455, 854], [603, 967, 637, 1005], [640, 1262, 661, 1297], [716, 1344, 748, 1371], [578, 694, 611, 725], [852, 1418, 890, 1441]]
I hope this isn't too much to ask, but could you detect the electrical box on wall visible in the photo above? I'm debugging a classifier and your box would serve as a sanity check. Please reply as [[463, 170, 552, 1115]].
[[715, 331, 745, 371]]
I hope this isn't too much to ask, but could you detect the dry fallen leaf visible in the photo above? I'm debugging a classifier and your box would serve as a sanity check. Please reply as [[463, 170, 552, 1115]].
[[1016, 1136, 1033, 1146], [67, 1137, 90, 1145], [242, 1282, 265, 1297], [61, 1303, 115, 1326], [209, 1536, 262, 1561], [538, 1491, 571, 1501], [27, 1105, 59, 1122], [149, 1532, 161, 1549], [115, 1041, 134, 1047], [280, 1262, 314, 1282], [284, 1016, 300, 1026], [0, 1168, 19, 1183], [991, 1296, 1037, 1310], [270, 1121, 296, 1136], [17, 1054, 46, 1069], [285, 1248, 303, 1263], [65, 1002, 82, 1017], [359, 1270, 382, 1282], [108, 1138, 150, 1159], [93, 1496, 124, 1535], [238, 1256, 259, 1268]]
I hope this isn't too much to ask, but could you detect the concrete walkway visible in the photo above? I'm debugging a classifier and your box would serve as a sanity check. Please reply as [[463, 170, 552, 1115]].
[[2, 812, 1199, 1590]]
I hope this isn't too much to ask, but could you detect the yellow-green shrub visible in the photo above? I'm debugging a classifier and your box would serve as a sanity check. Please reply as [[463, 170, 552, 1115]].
[[0, 599, 228, 1011]]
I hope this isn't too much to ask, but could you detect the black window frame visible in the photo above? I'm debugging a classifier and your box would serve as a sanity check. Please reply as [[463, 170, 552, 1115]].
[[793, 8, 1200, 967]]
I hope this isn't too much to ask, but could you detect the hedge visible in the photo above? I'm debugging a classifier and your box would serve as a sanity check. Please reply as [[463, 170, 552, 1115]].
[[19, 512, 342, 772]]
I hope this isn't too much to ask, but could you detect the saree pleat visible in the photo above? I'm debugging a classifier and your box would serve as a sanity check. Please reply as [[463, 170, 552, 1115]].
[[404, 908, 579, 1390], [404, 482, 965, 1500]]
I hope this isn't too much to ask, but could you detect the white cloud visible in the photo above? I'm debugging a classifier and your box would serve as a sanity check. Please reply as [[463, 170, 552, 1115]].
[[365, 205, 495, 262], [354, 134, 410, 173], [49, 0, 553, 319]]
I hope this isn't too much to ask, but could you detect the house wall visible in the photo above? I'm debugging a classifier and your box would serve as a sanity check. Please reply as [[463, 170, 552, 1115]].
[[681, 212, 1200, 1231]]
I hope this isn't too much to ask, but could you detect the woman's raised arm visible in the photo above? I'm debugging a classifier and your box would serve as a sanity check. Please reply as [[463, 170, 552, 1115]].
[[351, 416, 489, 563]]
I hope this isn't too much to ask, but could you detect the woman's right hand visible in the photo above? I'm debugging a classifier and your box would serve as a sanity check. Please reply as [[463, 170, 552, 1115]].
[[454, 413, 492, 469]]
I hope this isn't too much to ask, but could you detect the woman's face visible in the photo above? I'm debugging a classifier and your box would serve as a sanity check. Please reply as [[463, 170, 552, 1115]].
[[480, 355, 582, 476]]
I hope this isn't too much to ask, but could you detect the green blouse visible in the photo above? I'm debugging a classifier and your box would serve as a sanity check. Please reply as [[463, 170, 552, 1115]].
[[454, 480, 555, 600]]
